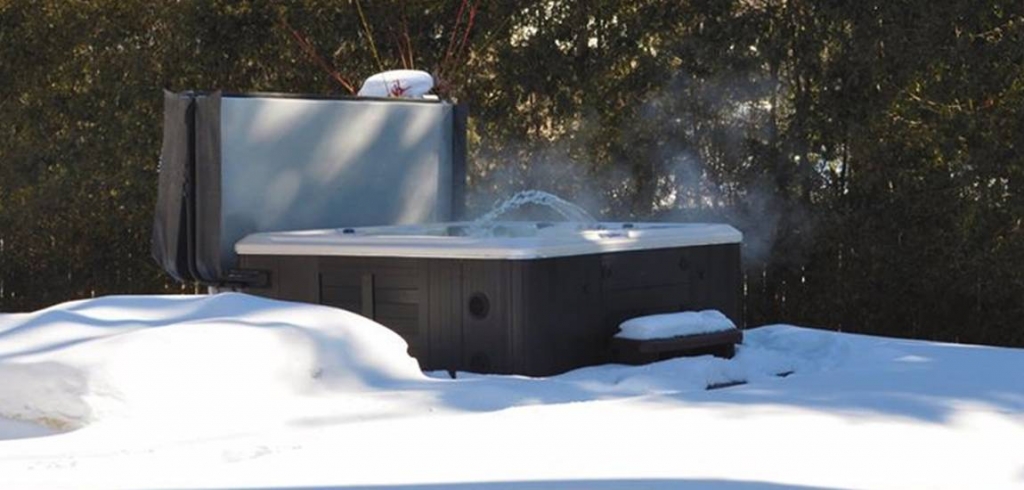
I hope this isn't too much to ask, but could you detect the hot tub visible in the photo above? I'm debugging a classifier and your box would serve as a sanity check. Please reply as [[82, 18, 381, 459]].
[[236, 221, 742, 376]]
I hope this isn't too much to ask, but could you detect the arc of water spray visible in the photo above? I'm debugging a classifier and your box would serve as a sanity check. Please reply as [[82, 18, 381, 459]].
[[469, 190, 597, 236]]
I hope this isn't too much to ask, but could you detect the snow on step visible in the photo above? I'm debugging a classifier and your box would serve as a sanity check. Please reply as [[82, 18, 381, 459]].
[[615, 310, 737, 340]]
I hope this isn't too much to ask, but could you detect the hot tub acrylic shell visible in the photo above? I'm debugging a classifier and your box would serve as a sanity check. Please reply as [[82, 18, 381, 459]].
[[236, 222, 742, 376]]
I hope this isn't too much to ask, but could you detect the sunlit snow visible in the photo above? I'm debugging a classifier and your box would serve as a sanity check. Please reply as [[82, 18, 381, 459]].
[[1, 293, 1022, 489]]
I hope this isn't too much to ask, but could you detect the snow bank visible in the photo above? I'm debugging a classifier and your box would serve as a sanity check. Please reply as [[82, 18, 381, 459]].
[[615, 310, 736, 340], [0, 416, 55, 441], [0, 293, 423, 430], [0, 295, 842, 434], [3, 294, 1024, 489]]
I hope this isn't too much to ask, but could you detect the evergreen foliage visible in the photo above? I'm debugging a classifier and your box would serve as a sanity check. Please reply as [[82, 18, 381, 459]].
[[1, 1, 1022, 345]]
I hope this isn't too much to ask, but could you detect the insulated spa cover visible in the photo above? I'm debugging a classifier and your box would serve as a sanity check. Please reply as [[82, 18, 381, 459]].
[[151, 91, 466, 285]]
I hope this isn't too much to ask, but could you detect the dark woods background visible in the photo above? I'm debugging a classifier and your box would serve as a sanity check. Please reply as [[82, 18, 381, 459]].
[[1, 1, 1022, 346]]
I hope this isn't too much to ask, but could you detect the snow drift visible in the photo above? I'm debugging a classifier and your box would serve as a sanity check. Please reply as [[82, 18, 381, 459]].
[[0, 293, 814, 433], [2, 294, 1024, 489], [0, 293, 423, 429]]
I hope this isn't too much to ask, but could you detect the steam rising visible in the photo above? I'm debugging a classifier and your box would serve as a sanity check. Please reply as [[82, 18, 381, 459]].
[[468, 71, 801, 267], [468, 159, 787, 267]]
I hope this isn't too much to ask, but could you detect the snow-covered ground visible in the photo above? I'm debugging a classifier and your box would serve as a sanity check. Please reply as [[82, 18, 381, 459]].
[[1, 293, 1022, 489]]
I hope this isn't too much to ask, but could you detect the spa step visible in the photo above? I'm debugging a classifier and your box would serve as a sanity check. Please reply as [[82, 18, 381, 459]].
[[610, 329, 743, 365]]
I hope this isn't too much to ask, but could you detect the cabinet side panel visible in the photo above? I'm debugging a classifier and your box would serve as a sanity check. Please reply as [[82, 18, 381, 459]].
[[510, 262, 527, 374], [520, 256, 604, 376], [460, 261, 512, 373], [601, 248, 692, 343], [318, 257, 429, 368], [274, 256, 319, 303], [428, 260, 463, 372], [686, 244, 742, 324], [238, 254, 318, 304], [707, 243, 742, 325]]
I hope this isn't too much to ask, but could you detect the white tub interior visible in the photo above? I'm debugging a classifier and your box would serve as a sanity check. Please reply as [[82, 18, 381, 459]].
[[235, 221, 742, 260]]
